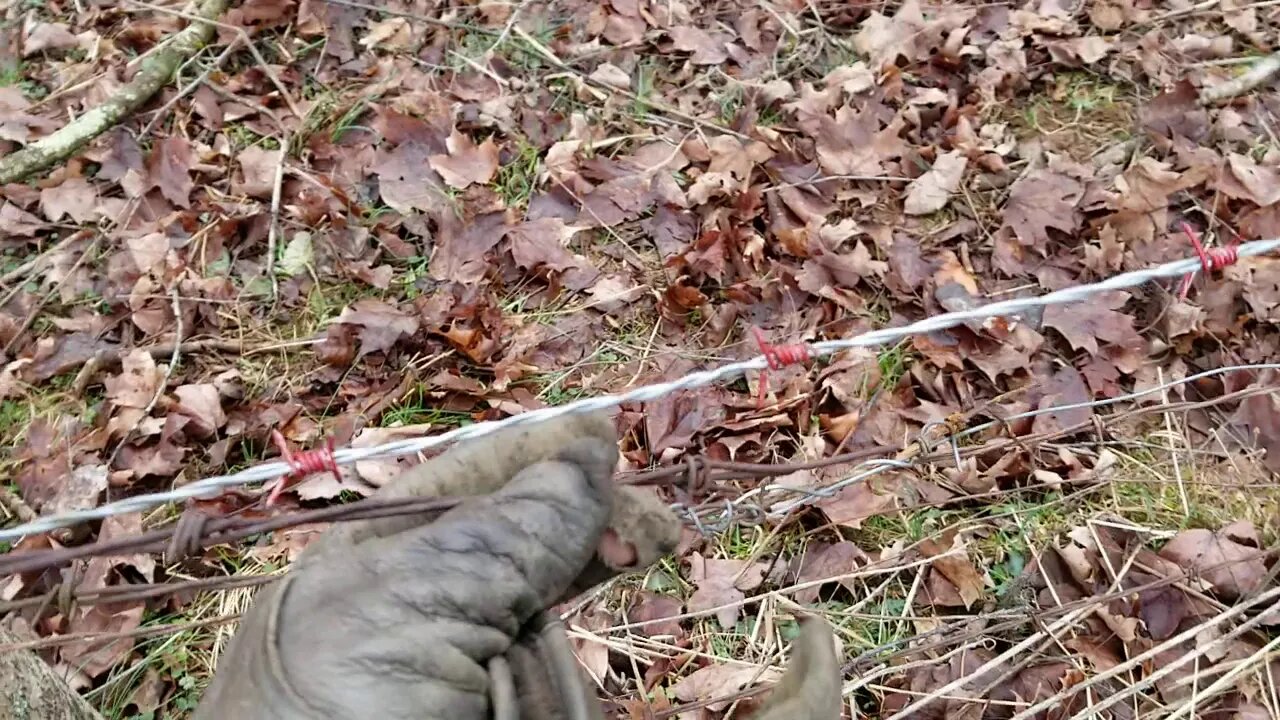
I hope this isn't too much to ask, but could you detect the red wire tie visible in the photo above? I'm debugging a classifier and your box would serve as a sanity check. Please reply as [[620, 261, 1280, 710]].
[[751, 327, 812, 409], [266, 429, 340, 506], [1178, 221, 1240, 299]]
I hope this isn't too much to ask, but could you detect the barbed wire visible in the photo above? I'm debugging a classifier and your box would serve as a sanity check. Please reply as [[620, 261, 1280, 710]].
[[3, 240, 1277, 542], [3, 367, 1274, 599]]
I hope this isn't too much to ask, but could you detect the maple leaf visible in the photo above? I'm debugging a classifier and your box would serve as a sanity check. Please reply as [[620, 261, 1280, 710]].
[[793, 541, 870, 603], [0, 201, 46, 236], [1159, 526, 1267, 600], [903, 150, 968, 215], [668, 26, 729, 65], [0, 87, 58, 143], [24, 22, 79, 55], [372, 142, 446, 215], [429, 129, 501, 189], [145, 136, 194, 208], [359, 17, 413, 51], [105, 349, 163, 409], [429, 210, 512, 284], [505, 218, 600, 290], [673, 665, 782, 710], [626, 592, 685, 638], [333, 299, 421, 357], [686, 552, 767, 629], [39, 177, 99, 222], [854, 0, 926, 70], [1224, 153, 1280, 206], [1031, 366, 1092, 435], [920, 532, 988, 609], [815, 106, 907, 176], [1002, 169, 1083, 247], [172, 384, 228, 438], [1140, 79, 1209, 146], [232, 145, 280, 199], [1042, 291, 1139, 355]]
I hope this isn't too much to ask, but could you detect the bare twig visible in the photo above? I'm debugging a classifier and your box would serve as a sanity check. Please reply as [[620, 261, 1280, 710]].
[[1200, 50, 1280, 105], [0, 0, 228, 184], [124, 0, 303, 123], [265, 140, 288, 301], [139, 35, 243, 139], [0, 484, 35, 524]]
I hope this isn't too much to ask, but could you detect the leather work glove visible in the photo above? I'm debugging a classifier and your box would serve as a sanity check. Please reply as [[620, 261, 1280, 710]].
[[194, 413, 844, 720]]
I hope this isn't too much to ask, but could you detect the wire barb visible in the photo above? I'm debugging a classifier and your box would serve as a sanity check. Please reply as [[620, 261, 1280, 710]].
[[265, 430, 340, 506], [751, 326, 813, 407], [1178, 221, 1240, 299]]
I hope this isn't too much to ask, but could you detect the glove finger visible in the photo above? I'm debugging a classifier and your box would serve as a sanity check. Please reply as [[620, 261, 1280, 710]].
[[559, 486, 682, 603], [750, 615, 843, 720], [306, 412, 618, 559], [373, 437, 617, 620], [505, 617, 605, 720]]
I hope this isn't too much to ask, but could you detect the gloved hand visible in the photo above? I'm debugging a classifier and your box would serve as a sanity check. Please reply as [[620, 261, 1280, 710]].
[[194, 413, 845, 720]]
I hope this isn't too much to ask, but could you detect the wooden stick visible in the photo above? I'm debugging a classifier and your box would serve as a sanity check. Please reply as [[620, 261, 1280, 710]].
[[0, 0, 228, 184]]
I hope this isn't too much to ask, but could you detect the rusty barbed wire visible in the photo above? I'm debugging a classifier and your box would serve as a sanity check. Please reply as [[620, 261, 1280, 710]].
[[7, 241, 1279, 543], [1, 370, 1275, 629]]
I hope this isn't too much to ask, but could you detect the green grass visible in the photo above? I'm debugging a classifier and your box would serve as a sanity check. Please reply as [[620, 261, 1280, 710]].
[[380, 386, 475, 427], [492, 138, 542, 208]]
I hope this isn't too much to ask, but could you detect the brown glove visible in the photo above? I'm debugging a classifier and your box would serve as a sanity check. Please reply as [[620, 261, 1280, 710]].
[[194, 421, 624, 720]]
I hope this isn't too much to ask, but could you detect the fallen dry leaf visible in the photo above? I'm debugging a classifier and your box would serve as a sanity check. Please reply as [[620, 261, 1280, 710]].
[[1159, 526, 1268, 600], [903, 150, 968, 215], [429, 130, 501, 189]]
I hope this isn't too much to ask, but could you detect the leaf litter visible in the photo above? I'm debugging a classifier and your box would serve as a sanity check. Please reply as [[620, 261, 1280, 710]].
[[2, 0, 1280, 717]]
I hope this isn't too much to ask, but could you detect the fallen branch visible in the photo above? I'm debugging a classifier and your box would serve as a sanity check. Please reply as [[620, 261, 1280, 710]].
[[0, 0, 228, 185], [1200, 49, 1280, 105]]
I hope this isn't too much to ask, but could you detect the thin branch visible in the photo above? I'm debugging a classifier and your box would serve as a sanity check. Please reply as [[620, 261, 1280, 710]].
[[1200, 49, 1280, 105], [0, 0, 228, 184]]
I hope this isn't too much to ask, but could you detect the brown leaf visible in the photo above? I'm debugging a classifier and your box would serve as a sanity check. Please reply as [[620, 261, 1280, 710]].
[[506, 218, 600, 290], [0, 88, 58, 143], [1003, 169, 1083, 247], [794, 541, 870, 603], [43, 463, 108, 527], [373, 142, 445, 214], [903, 150, 968, 215], [1227, 153, 1280, 207], [430, 210, 511, 285], [146, 136, 194, 208], [626, 592, 685, 638], [60, 603, 145, 677], [429, 129, 501, 189], [360, 17, 413, 50], [1031, 366, 1092, 435], [687, 553, 768, 629], [673, 664, 782, 711], [1043, 291, 1139, 355], [104, 350, 162, 409], [920, 535, 987, 609], [669, 26, 729, 65], [28, 332, 117, 382], [817, 474, 901, 529], [117, 441, 186, 480], [334, 299, 421, 357], [815, 106, 907, 176], [172, 384, 227, 438], [233, 145, 279, 199], [1159, 528, 1268, 600], [24, 22, 79, 56], [0, 201, 47, 236], [39, 177, 99, 222], [1140, 80, 1209, 145]]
